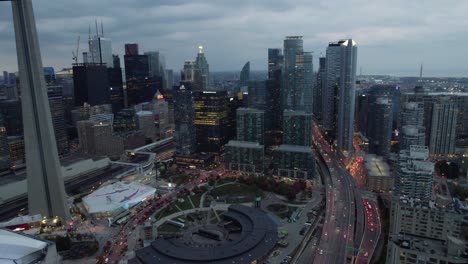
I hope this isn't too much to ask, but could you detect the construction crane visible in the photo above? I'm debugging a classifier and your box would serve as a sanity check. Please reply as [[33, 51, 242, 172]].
[[72, 35, 80, 64]]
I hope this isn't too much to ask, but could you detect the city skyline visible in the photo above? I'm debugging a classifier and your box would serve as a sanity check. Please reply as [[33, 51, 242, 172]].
[[1, 0, 468, 77]]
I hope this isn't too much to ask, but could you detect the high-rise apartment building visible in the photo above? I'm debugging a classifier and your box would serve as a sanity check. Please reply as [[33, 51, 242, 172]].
[[401, 102, 424, 127], [283, 110, 312, 146], [73, 63, 110, 106], [236, 108, 265, 144], [429, 98, 458, 155], [275, 145, 315, 179], [173, 84, 196, 154], [266, 48, 283, 136], [282, 36, 313, 113], [400, 125, 426, 151], [313, 57, 326, 120], [394, 145, 434, 202], [239, 61, 250, 87], [247, 81, 268, 111], [322, 39, 358, 152], [225, 141, 264, 173], [193, 90, 228, 154], [367, 97, 393, 156]]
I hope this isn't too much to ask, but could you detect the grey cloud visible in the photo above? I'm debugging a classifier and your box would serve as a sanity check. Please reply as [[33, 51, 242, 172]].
[[1, 0, 468, 77]]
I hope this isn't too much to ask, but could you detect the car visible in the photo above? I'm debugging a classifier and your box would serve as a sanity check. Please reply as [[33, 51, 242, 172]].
[[319, 249, 324, 255]]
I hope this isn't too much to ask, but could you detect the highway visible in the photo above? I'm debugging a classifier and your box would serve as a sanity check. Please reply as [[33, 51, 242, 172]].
[[312, 123, 366, 264]]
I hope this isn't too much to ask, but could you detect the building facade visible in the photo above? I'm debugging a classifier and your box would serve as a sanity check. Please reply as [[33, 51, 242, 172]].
[[283, 110, 312, 146], [429, 98, 458, 155], [72, 63, 110, 106], [323, 39, 358, 152], [236, 108, 265, 144], [173, 84, 196, 155], [395, 146, 434, 202], [193, 90, 228, 154], [274, 144, 315, 179], [225, 140, 264, 173], [367, 97, 393, 156]]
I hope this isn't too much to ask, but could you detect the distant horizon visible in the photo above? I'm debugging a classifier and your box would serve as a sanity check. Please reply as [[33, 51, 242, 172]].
[[2, 1, 468, 79]]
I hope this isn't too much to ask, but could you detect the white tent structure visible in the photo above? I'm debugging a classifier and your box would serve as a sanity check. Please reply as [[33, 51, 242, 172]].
[[0, 228, 59, 263], [83, 181, 156, 214]]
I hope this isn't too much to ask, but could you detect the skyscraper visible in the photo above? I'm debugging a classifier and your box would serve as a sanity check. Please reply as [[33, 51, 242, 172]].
[[323, 39, 357, 151], [173, 84, 196, 154], [182, 60, 195, 82], [266, 48, 283, 134], [73, 63, 110, 106], [236, 108, 265, 144], [313, 57, 326, 120], [194, 46, 209, 91], [88, 22, 113, 68], [367, 97, 393, 156], [152, 91, 171, 140], [124, 44, 160, 106], [282, 36, 313, 112], [247, 81, 267, 110], [239, 61, 250, 87], [429, 97, 458, 155], [107, 67, 124, 113], [145, 51, 167, 90], [193, 90, 228, 153], [400, 102, 426, 151]]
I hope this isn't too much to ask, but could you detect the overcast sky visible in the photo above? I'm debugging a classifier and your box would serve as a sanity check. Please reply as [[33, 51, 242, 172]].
[[1, 0, 467, 77]]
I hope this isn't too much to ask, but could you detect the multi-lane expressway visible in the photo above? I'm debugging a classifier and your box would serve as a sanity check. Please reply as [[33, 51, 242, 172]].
[[311, 123, 377, 264]]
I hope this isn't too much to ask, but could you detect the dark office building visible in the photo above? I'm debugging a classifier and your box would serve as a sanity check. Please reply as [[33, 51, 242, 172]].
[[113, 54, 121, 68], [313, 57, 326, 120], [173, 83, 196, 154], [108, 67, 124, 113], [227, 95, 242, 141], [0, 100, 23, 136], [124, 43, 161, 107], [73, 63, 110, 106], [367, 84, 400, 130], [367, 97, 393, 156], [194, 90, 228, 154], [47, 85, 69, 156], [113, 108, 137, 132], [266, 48, 283, 145]]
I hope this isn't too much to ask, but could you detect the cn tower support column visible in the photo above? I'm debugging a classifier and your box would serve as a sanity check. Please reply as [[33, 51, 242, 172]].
[[11, 0, 69, 219]]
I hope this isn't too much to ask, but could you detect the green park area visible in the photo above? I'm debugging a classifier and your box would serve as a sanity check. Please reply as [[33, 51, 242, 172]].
[[211, 182, 264, 204]]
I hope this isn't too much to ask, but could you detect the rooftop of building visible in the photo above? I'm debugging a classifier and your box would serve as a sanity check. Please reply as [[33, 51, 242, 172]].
[[130, 205, 277, 264], [0, 228, 50, 262], [277, 144, 313, 153], [391, 233, 467, 263], [364, 154, 391, 177], [283, 109, 311, 116], [82, 181, 156, 214], [226, 140, 263, 149]]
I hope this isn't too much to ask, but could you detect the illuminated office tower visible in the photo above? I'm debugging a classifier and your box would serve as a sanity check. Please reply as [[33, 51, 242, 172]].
[[193, 90, 228, 153]]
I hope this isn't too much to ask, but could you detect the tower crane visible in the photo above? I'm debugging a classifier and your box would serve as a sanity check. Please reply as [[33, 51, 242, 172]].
[[72, 35, 80, 64]]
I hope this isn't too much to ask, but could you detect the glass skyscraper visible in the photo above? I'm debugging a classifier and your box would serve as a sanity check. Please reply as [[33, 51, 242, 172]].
[[323, 39, 357, 151], [282, 36, 314, 113]]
